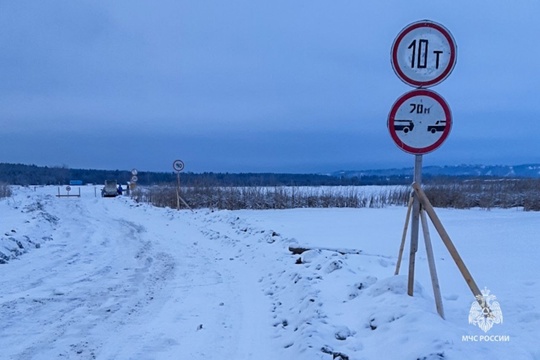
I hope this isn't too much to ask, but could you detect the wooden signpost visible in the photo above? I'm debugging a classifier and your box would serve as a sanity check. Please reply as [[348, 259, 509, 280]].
[[173, 159, 192, 211], [130, 168, 138, 193], [389, 20, 487, 319]]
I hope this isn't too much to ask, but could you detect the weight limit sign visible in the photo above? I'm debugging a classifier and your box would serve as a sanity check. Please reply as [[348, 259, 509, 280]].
[[388, 89, 452, 155], [391, 20, 457, 88]]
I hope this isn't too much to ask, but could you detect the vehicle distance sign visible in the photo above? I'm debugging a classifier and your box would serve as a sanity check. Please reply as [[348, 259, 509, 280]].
[[388, 89, 452, 155], [391, 20, 457, 88], [173, 159, 185, 172]]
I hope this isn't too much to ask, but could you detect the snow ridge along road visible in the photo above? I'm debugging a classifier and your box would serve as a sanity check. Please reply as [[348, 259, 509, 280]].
[[1, 186, 539, 359]]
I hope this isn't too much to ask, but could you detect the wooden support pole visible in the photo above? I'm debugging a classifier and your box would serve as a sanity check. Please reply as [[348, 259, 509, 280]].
[[176, 172, 181, 210], [407, 197, 420, 295], [420, 209, 445, 319], [395, 194, 414, 275], [173, 171, 193, 211], [412, 182, 482, 299], [408, 155, 423, 296]]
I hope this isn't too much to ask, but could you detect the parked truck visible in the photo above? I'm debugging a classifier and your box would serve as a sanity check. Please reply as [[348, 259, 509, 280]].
[[101, 180, 119, 197]]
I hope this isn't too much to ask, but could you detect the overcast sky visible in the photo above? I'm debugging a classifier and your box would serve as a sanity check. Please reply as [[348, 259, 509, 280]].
[[1, 1, 540, 173]]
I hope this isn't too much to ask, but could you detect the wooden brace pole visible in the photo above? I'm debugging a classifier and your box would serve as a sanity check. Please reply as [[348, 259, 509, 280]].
[[412, 182, 482, 299], [179, 195, 194, 212], [420, 209, 445, 319], [394, 194, 414, 275]]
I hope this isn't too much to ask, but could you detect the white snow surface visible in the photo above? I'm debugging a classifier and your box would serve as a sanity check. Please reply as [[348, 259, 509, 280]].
[[1, 186, 539, 360]]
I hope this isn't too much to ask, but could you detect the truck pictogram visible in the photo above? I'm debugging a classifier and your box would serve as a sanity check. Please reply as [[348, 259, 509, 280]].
[[427, 120, 446, 133], [394, 119, 415, 133]]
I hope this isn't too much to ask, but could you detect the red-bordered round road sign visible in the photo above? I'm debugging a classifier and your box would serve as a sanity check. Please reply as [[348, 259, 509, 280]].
[[173, 159, 184, 172], [388, 89, 452, 155], [391, 20, 457, 88]]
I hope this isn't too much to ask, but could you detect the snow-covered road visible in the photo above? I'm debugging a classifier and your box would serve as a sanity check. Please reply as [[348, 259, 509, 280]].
[[1, 186, 539, 359], [1, 187, 289, 359]]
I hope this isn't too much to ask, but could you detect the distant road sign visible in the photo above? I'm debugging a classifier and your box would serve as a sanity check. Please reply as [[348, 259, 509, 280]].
[[173, 160, 184, 172], [131, 168, 138, 176], [388, 89, 452, 154], [66, 185, 71, 192], [131, 176, 138, 183], [391, 20, 457, 88]]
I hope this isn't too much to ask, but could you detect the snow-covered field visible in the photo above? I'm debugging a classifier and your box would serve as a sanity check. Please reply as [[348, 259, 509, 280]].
[[1, 185, 538, 359]]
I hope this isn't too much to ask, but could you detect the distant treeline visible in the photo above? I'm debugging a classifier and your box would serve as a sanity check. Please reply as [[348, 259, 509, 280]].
[[1, 162, 534, 187], [0, 163, 141, 186], [0, 163, 415, 186]]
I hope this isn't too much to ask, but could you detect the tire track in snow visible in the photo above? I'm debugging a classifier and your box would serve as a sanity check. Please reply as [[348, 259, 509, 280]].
[[191, 211, 389, 360], [0, 195, 178, 359], [187, 210, 295, 359]]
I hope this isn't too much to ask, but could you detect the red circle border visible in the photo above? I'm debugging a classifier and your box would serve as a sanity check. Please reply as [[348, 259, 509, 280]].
[[391, 20, 457, 88], [387, 89, 452, 155]]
